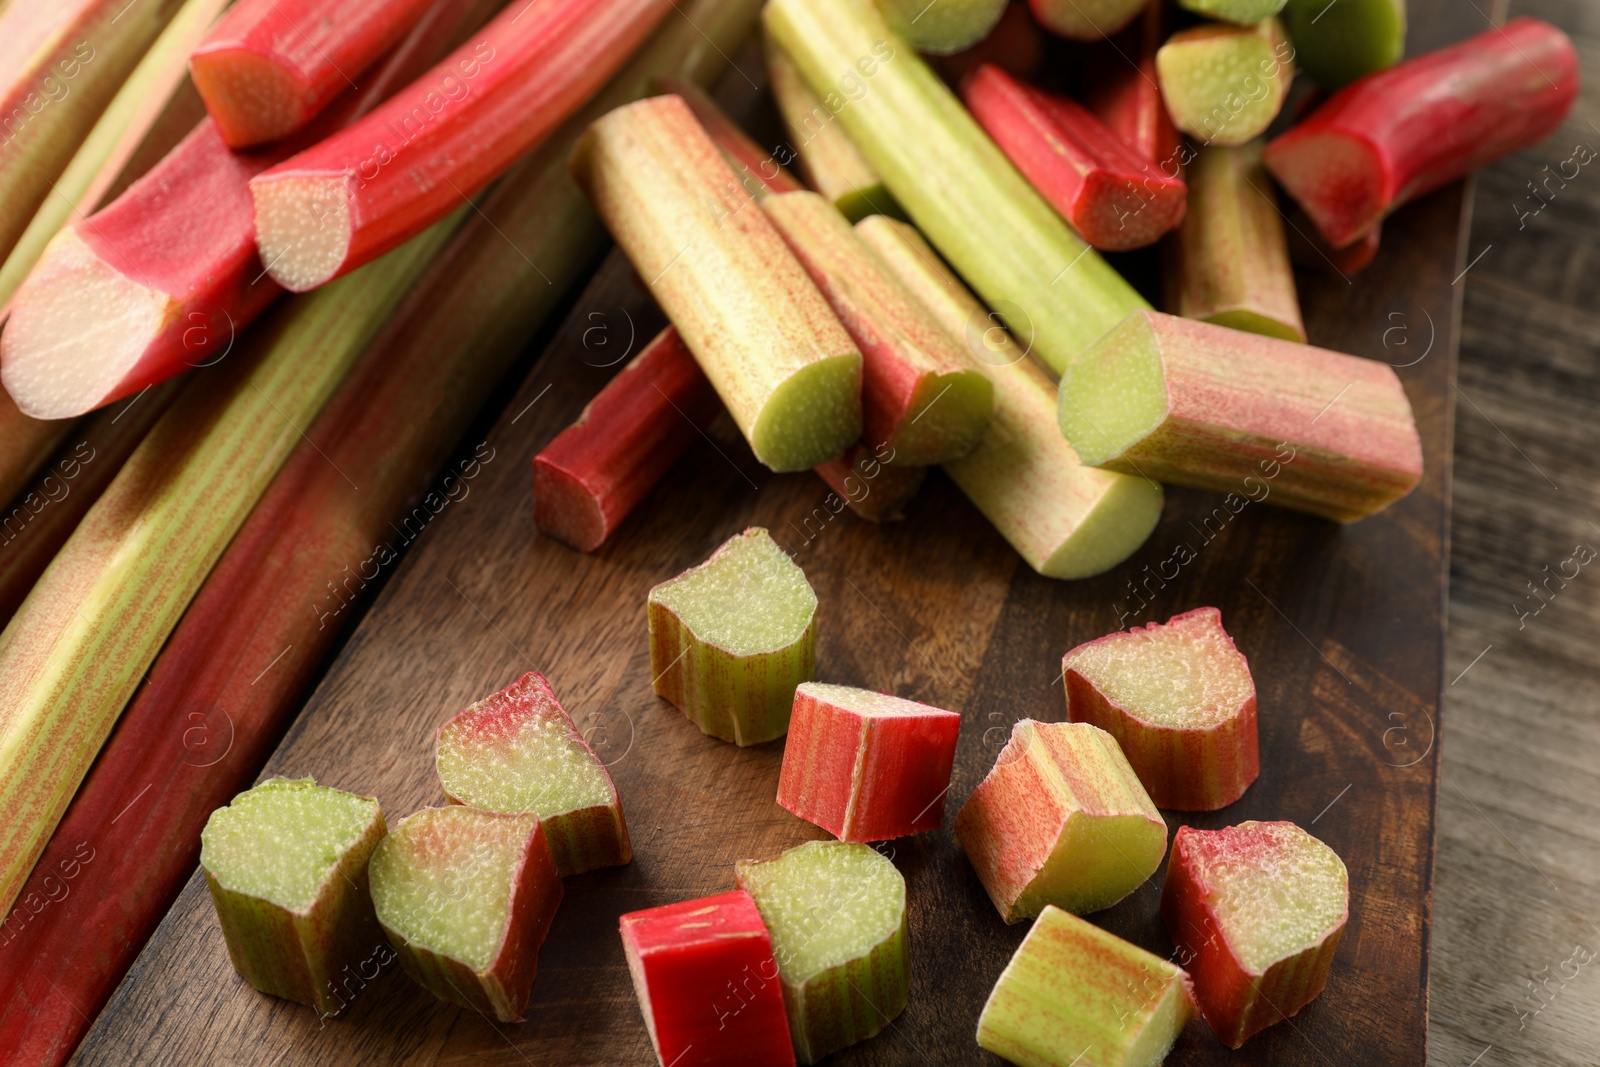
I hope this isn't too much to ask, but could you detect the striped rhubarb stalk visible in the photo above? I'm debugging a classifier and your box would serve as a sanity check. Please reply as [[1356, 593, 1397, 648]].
[[250, 0, 675, 293], [191, 0, 440, 148], [571, 93, 862, 472], [664, 77, 803, 200], [765, 0, 1148, 377], [1083, 2, 1181, 172]]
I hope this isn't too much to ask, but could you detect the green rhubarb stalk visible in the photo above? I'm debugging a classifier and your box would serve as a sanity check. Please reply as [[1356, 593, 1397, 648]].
[[875, 0, 1007, 55], [1165, 140, 1304, 342], [1281, 0, 1404, 89], [855, 215, 1162, 578], [765, 0, 1148, 377], [0, 211, 465, 917]]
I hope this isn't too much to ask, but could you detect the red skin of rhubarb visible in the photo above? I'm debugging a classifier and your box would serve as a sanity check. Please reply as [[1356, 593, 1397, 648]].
[[619, 889, 796, 1067], [1263, 18, 1579, 248], [191, 0, 441, 148], [963, 64, 1185, 251], [663, 78, 804, 198], [534, 326, 721, 553], [250, 0, 675, 292], [813, 442, 925, 523], [1084, 2, 1183, 174], [777, 684, 961, 841], [1161, 823, 1349, 1047], [1062, 607, 1259, 810]]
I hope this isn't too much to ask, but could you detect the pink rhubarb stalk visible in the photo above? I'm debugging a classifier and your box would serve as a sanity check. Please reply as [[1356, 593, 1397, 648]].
[[1083, 2, 1182, 173], [963, 64, 1185, 251], [250, 0, 675, 293], [1263, 18, 1579, 248], [191, 0, 441, 148]]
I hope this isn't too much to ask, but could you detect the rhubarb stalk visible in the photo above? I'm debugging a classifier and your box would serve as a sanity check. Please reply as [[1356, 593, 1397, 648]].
[[663, 77, 803, 201], [876, 0, 1007, 55], [1083, 2, 1182, 173], [765, 0, 1148, 377], [1264, 18, 1578, 248], [191, 0, 441, 148], [813, 442, 926, 522], [855, 214, 1163, 578], [1156, 19, 1294, 147], [1280, 0, 1404, 89], [1026, 0, 1145, 42]]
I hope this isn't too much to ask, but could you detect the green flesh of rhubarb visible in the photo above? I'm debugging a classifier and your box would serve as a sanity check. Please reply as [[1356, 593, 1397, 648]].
[[203, 780, 382, 907], [754, 356, 867, 473], [737, 840, 909, 1063], [1281, 0, 1405, 89], [876, 0, 1006, 55], [1207, 825, 1347, 974], [649, 528, 818, 745], [1179, 0, 1286, 27], [1057, 316, 1169, 468], [1066, 616, 1253, 730], [1156, 19, 1294, 147]]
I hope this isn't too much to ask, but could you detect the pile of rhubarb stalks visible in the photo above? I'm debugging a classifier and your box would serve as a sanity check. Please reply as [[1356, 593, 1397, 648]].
[[0, 0, 1578, 1060]]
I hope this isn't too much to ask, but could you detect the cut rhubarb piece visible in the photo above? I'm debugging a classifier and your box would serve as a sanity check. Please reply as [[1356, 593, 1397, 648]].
[[813, 442, 927, 522], [1180, 0, 1284, 27], [1280, 0, 1403, 89], [369, 806, 563, 1022], [251, 0, 675, 292], [854, 215, 1163, 578], [648, 527, 818, 745], [766, 0, 1149, 377], [534, 326, 721, 552], [1156, 18, 1294, 147], [1161, 821, 1348, 1047], [963, 64, 1185, 251], [1083, 3, 1183, 172], [191, 0, 440, 148], [1057, 310, 1424, 521], [877, 0, 1006, 54], [572, 94, 862, 472], [1263, 18, 1577, 249], [436, 671, 631, 877], [619, 890, 797, 1067], [777, 682, 962, 841], [955, 720, 1167, 922], [976, 904, 1195, 1067], [736, 840, 908, 1063], [662, 77, 805, 200], [1165, 140, 1304, 342], [199, 778, 387, 1016], [1026, 0, 1146, 41], [763, 190, 993, 464], [1061, 607, 1258, 810], [765, 39, 899, 222]]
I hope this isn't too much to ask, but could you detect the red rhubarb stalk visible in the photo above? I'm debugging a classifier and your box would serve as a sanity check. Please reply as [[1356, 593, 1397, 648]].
[[250, 0, 676, 293], [963, 64, 1185, 251], [1263, 18, 1579, 248], [191, 0, 442, 148], [1083, 2, 1183, 173]]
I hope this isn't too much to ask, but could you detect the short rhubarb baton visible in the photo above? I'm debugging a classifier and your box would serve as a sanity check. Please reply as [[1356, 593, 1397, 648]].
[[876, 0, 1007, 54], [1280, 0, 1404, 89], [1156, 19, 1294, 147], [1161, 821, 1349, 1047], [1263, 18, 1578, 249], [571, 94, 862, 472], [1027, 0, 1145, 41], [976, 904, 1195, 1067], [813, 442, 926, 522], [648, 527, 818, 745], [955, 720, 1167, 921], [619, 890, 797, 1067], [200, 778, 387, 1016], [1057, 310, 1424, 522], [369, 806, 563, 1023], [777, 682, 962, 841], [736, 840, 908, 1063], [1062, 607, 1258, 810]]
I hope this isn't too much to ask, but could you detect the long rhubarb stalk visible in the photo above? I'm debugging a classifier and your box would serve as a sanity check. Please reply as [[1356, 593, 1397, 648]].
[[250, 0, 675, 293], [661, 77, 804, 200], [765, 0, 1147, 377], [191, 0, 440, 148], [0, 2, 759, 1056], [1083, 2, 1181, 173], [0, 397, 71, 508], [1264, 18, 1578, 248]]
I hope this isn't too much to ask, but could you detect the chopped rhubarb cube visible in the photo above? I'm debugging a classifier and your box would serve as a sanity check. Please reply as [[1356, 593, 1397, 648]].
[[1061, 607, 1258, 811], [957, 720, 1167, 922], [619, 889, 796, 1067], [1161, 821, 1349, 1047], [777, 682, 962, 841]]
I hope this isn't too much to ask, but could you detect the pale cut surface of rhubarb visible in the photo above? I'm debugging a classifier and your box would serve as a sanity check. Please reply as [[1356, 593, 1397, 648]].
[[955, 720, 1167, 922], [1057, 310, 1424, 522], [1062, 607, 1258, 810], [876, 0, 1006, 54], [191, 0, 439, 148], [763, 190, 993, 465], [1161, 821, 1348, 1047], [648, 527, 818, 745], [736, 840, 908, 1063], [813, 442, 926, 522], [1156, 19, 1293, 147], [778, 682, 962, 841], [855, 215, 1163, 579], [572, 95, 861, 473], [1166, 140, 1304, 342], [436, 671, 631, 877], [976, 904, 1194, 1067], [1281, 0, 1403, 89], [1027, 0, 1146, 40], [619, 890, 797, 1067], [1179, 0, 1285, 26], [370, 806, 563, 1023], [200, 778, 387, 1016]]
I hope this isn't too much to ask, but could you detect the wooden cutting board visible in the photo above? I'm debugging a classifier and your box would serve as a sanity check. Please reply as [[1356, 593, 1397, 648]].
[[75, 11, 1468, 1066]]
